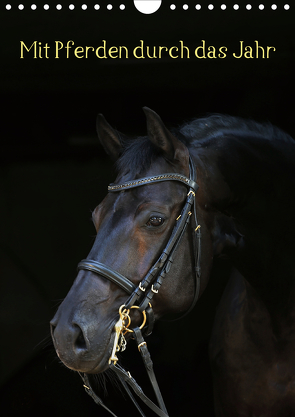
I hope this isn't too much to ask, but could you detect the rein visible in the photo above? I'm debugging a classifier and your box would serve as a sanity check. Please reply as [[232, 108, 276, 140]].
[[77, 156, 201, 417]]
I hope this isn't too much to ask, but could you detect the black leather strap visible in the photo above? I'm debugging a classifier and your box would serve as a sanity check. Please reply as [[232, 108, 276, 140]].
[[133, 328, 168, 415], [119, 379, 147, 416], [82, 362, 169, 417], [81, 374, 118, 417], [144, 305, 155, 336], [77, 260, 136, 294], [111, 365, 169, 417]]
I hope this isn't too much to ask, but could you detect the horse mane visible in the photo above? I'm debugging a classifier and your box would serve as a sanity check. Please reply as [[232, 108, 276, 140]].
[[116, 114, 294, 177], [178, 114, 294, 147]]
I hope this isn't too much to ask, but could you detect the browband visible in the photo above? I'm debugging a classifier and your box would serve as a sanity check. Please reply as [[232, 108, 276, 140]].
[[108, 173, 198, 193]]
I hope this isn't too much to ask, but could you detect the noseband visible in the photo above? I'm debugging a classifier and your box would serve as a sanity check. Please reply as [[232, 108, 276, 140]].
[[77, 156, 201, 417]]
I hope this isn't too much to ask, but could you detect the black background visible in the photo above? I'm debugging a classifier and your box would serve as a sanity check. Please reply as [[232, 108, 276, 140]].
[[1, 1, 295, 416]]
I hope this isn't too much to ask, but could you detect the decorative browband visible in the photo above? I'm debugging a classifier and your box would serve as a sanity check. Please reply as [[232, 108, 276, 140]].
[[108, 173, 198, 193]]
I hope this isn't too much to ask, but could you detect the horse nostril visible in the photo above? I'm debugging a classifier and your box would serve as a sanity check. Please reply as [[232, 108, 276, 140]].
[[73, 324, 87, 351]]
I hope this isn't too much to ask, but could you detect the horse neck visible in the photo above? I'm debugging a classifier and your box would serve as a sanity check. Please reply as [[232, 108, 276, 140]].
[[191, 136, 295, 317]]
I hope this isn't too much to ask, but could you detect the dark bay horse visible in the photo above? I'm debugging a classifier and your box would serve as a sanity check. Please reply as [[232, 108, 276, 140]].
[[51, 108, 295, 416]]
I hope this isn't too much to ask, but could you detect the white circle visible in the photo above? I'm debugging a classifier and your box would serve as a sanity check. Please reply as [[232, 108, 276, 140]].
[[69, 4, 75, 9], [134, 0, 162, 14], [233, 4, 239, 9], [284, 4, 290, 9], [82, 4, 87, 9], [271, 4, 277, 9], [107, 4, 112, 9], [221, 4, 226, 10], [18, 4, 24, 9], [6, 4, 12, 9], [208, 4, 214, 10], [183, 4, 188, 10], [44, 4, 49, 9], [94, 4, 100, 9], [56, 4, 62, 10], [31, 4, 37, 9], [259, 4, 264, 9], [195, 4, 201, 10], [246, 4, 252, 9], [170, 4, 176, 9], [120, 4, 125, 9]]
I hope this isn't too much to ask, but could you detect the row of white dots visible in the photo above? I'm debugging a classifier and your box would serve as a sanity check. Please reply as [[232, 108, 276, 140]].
[[5, 4, 291, 11], [179, 4, 290, 10], [5, 4, 125, 10]]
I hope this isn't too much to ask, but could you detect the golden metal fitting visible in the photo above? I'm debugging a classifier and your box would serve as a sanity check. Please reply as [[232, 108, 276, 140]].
[[109, 304, 147, 364], [138, 341, 147, 352], [123, 306, 147, 332], [151, 285, 158, 294], [109, 315, 125, 365]]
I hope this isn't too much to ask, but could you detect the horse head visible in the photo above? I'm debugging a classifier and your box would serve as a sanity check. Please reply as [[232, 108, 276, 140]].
[[50, 108, 216, 376]]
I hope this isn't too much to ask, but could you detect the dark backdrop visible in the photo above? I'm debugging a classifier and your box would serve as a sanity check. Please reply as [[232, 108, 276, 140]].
[[1, 2, 294, 416]]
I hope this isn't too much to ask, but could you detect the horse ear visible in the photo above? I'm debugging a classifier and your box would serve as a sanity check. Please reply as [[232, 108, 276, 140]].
[[143, 107, 188, 164], [96, 114, 123, 162]]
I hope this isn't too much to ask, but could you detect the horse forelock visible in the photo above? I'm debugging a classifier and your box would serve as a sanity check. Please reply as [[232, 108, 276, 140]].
[[115, 135, 157, 178]]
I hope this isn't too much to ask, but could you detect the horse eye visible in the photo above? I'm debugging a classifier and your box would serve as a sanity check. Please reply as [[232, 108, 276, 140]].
[[146, 216, 165, 227]]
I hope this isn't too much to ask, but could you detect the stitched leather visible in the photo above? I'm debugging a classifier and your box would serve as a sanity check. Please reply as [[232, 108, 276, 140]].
[[108, 173, 198, 193]]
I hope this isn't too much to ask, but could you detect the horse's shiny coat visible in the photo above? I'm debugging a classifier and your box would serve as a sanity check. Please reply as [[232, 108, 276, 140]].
[[51, 109, 295, 416]]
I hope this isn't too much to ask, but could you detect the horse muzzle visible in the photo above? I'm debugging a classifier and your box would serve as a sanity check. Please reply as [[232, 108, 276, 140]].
[[51, 316, 119, 373]]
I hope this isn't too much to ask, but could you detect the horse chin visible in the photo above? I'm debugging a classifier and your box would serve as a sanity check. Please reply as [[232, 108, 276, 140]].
[[82, 333, 116, 375]]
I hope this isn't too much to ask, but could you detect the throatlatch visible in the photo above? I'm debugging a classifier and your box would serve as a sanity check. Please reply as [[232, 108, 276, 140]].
[[77, 156, 201, 417]]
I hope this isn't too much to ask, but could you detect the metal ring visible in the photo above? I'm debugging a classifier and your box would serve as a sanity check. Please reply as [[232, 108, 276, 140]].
[[124, 306, 147, 332], [119, 304, 131, 329], [119, 304, 127, 316]]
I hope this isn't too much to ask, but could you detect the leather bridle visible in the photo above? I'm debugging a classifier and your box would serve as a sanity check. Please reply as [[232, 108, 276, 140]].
[[77, 156, 201, 417]]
